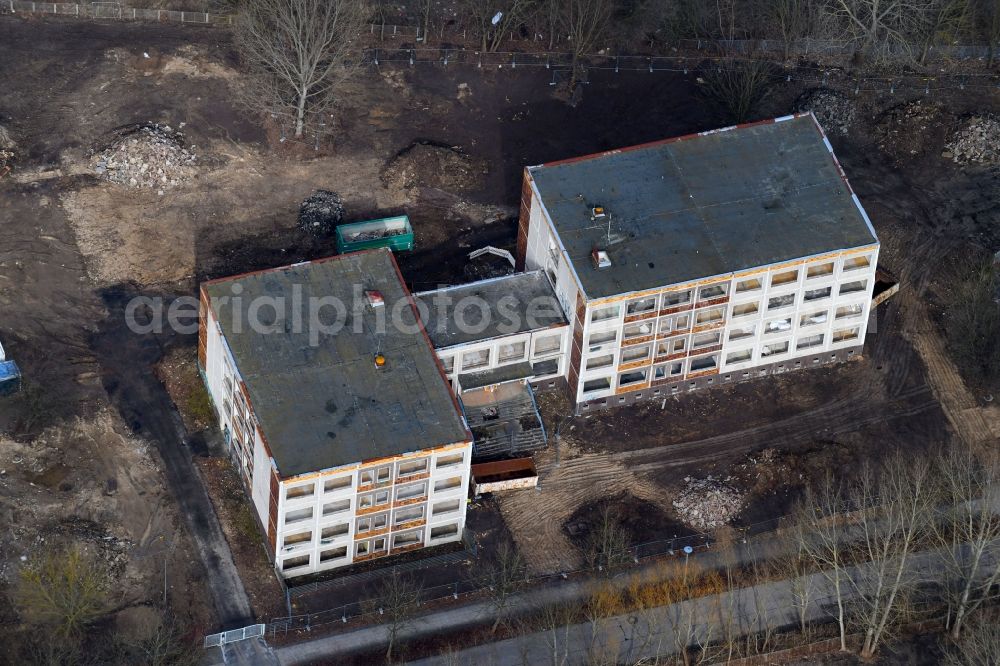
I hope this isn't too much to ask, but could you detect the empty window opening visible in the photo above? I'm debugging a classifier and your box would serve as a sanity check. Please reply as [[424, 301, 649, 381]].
[[320, 547, 348, 562], [396, 482, 427, 502], [285, 508, 313, 525], [768, 294, 795, 310], [283, 531, 312, 548], [690, 355, 718, 372], [760, 341, 790, 357], [729, 325, 756, 341], [807, 262, 834, 279], [323, 499, 351, 516], [286, 483, 315, 500], [800, 310, 829, 326], [431, 523, 459, 540], [324, 476, 351, 493], [432, 499, 461, 516], [699, 284, 727, 300], [434, 476, 463, 492], [771, 269, 799, 287], [836, 304, 864, 319], [624, 321, 654, 340], [282, 555, 310, 571], [765, 318, 792, 334], [321, 523, 349, 540], [843, 255, 871, 271], [832, 327, 860, 343], [726, 349, 752, 364], [534, 334, 562, 357], [626, 296, 657, 315], [588, 330, 617, 348], [398, 459, 428, 477], [662, 290, 692, 307], [621, 345, 651, 364], [804, 286, 832, 301], [461, 348, 490, 370], [732, 302, 759, 318], [692, 331, 721, 349], [839, 280, 868, 295], [797, 333, 825, 350], [590, 304, 621, 323], [583, 377, 612, 393], [695, 308, 725, 326], [498, 341, 526, 363], [735, 277, 762, 293], [618, 369, 648, 387], [586, 354, 614, 370]]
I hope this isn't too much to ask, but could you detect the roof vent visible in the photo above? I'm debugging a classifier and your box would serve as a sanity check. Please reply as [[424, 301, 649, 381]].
[[365, 290, 385, 308], [591, 206, 606, 219], [592, 249, 612, 270]]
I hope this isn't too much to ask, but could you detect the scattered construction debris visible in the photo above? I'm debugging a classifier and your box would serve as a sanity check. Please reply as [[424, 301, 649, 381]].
[[382, 141, 487, 192], [0, 124, 15, 174], [93, 123, 196, 190], [795, 88, 857, 136], [672, 476, 745, 531], [874, 100, 949, 159], [943, 115, 1000, 164], [297, 189, 344, 236]]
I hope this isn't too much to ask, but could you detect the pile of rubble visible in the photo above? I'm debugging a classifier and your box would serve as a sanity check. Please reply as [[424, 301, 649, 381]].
[[0, 124, 14, 171], [796, 88, 857, 136], [93, 123, 196, 190], [298, 190, 344, 236], [873, 100, 949, 159], [382, 141, 487, 192], [672, 476, 745, 531], [943, 116, 1000, 165]]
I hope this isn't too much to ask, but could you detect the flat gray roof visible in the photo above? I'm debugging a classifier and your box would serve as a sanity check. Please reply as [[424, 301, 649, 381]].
[[203, 249, 469, 479], [413, 271, 567, 349], [527, 113, 879, 301]]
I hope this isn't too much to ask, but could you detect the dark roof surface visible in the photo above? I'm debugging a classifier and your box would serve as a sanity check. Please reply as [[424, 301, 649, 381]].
[[203, 250, 469, 478], [527, 114, 878, 300], [413, 272, 567, 349]]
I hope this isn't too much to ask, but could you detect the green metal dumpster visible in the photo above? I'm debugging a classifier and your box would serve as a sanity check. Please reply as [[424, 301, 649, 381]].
[[335, 215, 414, 254]]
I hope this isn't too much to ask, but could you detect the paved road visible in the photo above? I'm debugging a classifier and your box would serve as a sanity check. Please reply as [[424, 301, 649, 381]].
[[92, 288, 253, 629]]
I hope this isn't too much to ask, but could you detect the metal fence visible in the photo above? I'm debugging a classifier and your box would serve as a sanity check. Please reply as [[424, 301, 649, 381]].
[[267, 515, 786, 640], [3, 0, 233, 24]]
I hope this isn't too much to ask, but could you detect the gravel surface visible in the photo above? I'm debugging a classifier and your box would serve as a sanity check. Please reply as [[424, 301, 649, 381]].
[[943, 115, 1000, 165], [795, 88, 857, 136]]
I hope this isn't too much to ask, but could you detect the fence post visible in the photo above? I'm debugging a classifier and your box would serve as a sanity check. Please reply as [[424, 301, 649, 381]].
[[180, 10, 184, 22]]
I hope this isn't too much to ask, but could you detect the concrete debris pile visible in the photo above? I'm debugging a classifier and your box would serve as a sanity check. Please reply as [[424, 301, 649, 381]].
[[673, 476, 745, 531], [93, 123, 196, 189], [874, 100, 948, 158], [298, 189, 344, 236], [0, 124, 14, 171], [795, 88, 856, 136], [382, 141, 487, 192], [943, 116, 1000, 165]]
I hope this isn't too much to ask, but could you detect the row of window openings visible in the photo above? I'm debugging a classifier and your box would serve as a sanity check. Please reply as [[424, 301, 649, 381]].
[[441, 334, 562, 373], [283, 499, 462, 546], [285, 453, 465, 500], [281, 524, 460, 571], [583, 325, 862, 393], [590, 257, 871, 324]]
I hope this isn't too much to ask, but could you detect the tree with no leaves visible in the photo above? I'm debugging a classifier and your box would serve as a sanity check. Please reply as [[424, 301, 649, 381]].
[[464, 0, 537, 52], [559, 0, 616, 87], [584, 504, 633, 575], [370, 570, 422, 662], [477, 540, 528, 633], [932, 448, 1000, 639], [234, 0, 368, 139], [823, 0, 923, 66], [17, 545, 110, 642]]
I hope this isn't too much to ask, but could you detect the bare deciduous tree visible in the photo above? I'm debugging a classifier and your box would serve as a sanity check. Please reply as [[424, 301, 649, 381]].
[[824, 0, 922, 66], [700, 58, 776, 123], [234, 0, 368, 139], [465, 0, 537, 52], [848, 454, 933, 660], [914, 0, 971, 63], [559, 0, 616, 87], [370, 570, 422, 661], [17, 545, 110, 642], [933, 448, 1000, 639], [584, 504, 633, 575], [769, 0, 821, 59], [943, 616, 1000, 665], [478, 540, 528, 633], [972, 0, 1000, 63]]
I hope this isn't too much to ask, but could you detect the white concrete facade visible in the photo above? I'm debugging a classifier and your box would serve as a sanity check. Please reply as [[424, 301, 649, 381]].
[[433, 326, 570, 391]]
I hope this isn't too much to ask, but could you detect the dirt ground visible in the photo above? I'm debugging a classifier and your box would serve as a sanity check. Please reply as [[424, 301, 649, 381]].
[[1, 10, 999, 640]]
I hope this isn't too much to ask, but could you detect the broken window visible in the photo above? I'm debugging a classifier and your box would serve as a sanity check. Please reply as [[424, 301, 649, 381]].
[[434, 476, 463, 492], [324, 476, 351, 493], [282, 555, 310, 571], [807, 262, 834, 279], [800, 310, 828, 327], [765, 317, 792, 334], [675, 314, 690, 329], [695, 307, 725, 326], [839, 280, 867, 295], [320, 523, 349, 540], [358, 490, 390, 510], [589, 330, 617, 348], [699, 284, 727, 300], [440, 355, 455, 374], [532, 358, 559, 376], [843, 255, 871, 271], [322, 499, 350, 516], [768, 294, 795, 310], [618, 369, 648, 387], [430, 523, 459, 540], [623, 321, 654, 340], [653, 362, 683, 380], [394, 506, 424, 525], [586, 354, 614, 370], [760, 341, 789, 357], [835, 304, 864, 320], [796, 333, 825, 350], [732, 302, 759, 318], [832, 327, 860, 343], [621, 345, 651, 364], [392, 530, 423, 548], [729, 324, 756, 341], [590, 304, 620, 322], [436, 452, 464, 469], [283, 531, 312, 547], [726, 349, 752, 365], [735, 277, 762, 293], [320, 546, 348, 562], [771, 269, 799, 287], [432, 499, 461, 516], [689, 355, 718, 372], [661, 290, 692, 307], [359, 465, 392, 486], [691, 331, 721, 349], [533, 334, 562, 357], [582, 377, 612, 393], [498, 340, 526, 363], [285, 508, 313, 524], [626, 296, 657, 315], [395, 482, 427, 502], [461, 348, 490, 370], [397, 458, 428, 477], [804, 286, 832, 301], [285, 483, 314, 500]]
